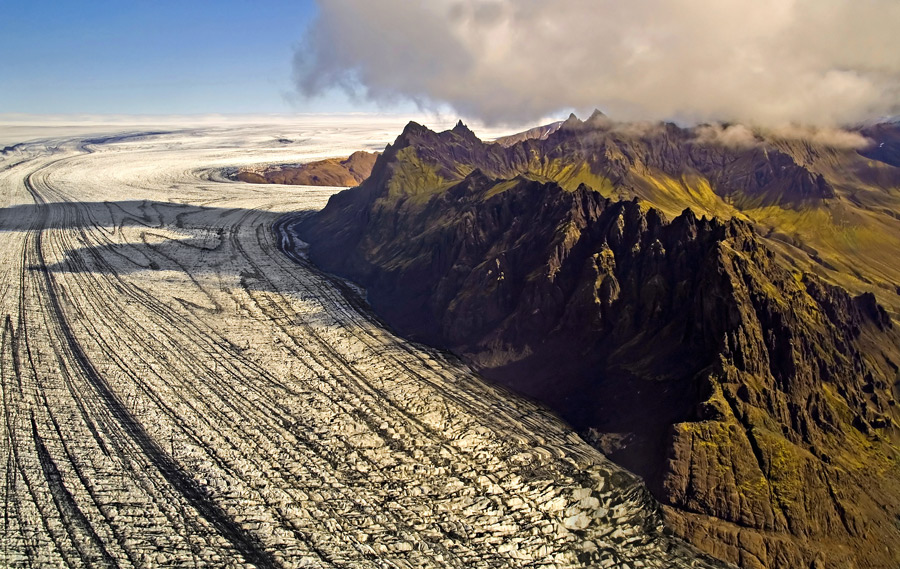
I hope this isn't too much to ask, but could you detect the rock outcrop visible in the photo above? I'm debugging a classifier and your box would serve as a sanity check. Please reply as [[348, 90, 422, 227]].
[[294, 120, 900, 569], [237, 150, 378, 187]]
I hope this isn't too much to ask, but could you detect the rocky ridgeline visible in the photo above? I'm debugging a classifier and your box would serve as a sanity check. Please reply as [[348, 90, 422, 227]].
[[298, 120, 900, 569], [237, 150, 378, 187]]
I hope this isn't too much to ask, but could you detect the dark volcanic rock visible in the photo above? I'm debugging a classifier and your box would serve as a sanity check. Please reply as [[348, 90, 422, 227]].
[[295, 121, 900, 569]]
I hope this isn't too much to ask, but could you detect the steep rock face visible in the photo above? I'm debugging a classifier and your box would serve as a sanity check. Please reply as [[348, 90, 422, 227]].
[[295, 122, 900, 569], [494, 117, 566, 147]]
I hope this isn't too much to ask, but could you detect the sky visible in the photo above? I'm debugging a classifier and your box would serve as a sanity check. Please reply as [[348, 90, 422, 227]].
[[0, 0, 390, 115], [3, 0, 899, 126]]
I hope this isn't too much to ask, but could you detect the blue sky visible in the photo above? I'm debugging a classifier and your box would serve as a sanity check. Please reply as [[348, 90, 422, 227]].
[[0, 0, 390, 115]]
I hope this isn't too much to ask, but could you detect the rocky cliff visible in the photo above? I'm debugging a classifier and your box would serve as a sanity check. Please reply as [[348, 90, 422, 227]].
[[294, 119, 900, 569]]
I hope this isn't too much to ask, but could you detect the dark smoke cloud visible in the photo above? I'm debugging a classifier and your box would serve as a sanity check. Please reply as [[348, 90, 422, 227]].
[[293, 0, 900, 126]]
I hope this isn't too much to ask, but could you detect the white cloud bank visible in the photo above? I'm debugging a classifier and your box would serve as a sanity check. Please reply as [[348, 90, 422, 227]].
[[293, 0, 900, 127]]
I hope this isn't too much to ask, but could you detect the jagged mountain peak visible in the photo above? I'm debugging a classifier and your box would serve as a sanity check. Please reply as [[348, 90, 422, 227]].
[[400, 119, 428, 134], [451, 119, 476, 136], [564, 112, 582, 125], [371, 116, 850, 211]]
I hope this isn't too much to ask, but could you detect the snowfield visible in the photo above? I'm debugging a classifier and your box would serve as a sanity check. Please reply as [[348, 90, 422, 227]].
[[0, 120, 723, 568]]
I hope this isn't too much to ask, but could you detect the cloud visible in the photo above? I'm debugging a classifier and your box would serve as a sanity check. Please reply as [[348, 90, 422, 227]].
[[766, 125, 873, 149], [293, 0, 900, 127], [694, 124, 761, 148], [692, 123, 871, 150]]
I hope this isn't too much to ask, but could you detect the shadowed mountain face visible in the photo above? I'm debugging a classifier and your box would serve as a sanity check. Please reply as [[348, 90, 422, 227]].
[[295, 119, 900, 569]]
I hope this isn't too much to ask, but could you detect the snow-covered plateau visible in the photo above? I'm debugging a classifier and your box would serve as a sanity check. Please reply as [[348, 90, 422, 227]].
[[0, 119, 726, 568]]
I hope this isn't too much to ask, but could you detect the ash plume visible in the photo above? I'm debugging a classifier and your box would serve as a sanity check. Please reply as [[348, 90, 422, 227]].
[[293, 0, 900, 127]]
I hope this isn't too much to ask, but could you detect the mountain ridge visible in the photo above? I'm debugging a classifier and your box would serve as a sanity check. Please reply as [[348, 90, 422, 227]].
[[236, 150, 378, 187], [293, 118, 900, 569]]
